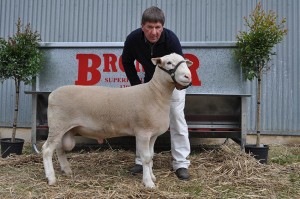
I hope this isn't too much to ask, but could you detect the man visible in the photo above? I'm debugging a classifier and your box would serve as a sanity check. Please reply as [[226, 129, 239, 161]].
[[121, 6, 190, 180]]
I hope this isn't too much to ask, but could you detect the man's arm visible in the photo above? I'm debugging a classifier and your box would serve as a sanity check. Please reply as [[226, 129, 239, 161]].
[[122, 38, 142, 86]]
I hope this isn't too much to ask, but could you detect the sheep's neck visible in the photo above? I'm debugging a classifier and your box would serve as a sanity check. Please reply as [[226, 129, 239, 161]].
[[148, 72, 174, 105]]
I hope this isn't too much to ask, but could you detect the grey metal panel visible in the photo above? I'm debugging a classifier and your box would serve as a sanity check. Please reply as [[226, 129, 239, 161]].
[[0, 0, 299, 136], [38, 42, 237, 48], [0, 80, 32, 127], [35, 42, 245, 95], [0, 0, 254, 42]]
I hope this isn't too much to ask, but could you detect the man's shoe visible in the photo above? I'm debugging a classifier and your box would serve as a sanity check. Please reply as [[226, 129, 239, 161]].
[[175, 168, 190, 180], [129, 164, 143, 175]]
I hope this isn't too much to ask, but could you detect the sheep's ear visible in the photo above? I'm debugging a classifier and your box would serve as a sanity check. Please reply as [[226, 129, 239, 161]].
[[151, 57, 162, 66], [185, 59, 193, 67]]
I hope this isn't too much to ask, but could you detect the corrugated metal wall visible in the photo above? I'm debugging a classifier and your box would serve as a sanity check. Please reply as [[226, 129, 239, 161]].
[[0, 0, 299, 135]]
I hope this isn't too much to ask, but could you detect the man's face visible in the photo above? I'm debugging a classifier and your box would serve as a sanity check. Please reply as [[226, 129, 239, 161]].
[[142, 21, 163, 44]]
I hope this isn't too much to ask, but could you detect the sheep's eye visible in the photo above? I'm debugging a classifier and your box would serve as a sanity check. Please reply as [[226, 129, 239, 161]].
[[167, 61, 172, 65]]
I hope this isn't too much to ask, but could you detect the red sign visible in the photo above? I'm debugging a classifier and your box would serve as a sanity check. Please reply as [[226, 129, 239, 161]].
[[75, 53, 201, 87]]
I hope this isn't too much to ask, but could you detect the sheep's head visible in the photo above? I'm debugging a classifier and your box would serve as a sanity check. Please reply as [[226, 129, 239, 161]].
[[151, 53, 192, 90]]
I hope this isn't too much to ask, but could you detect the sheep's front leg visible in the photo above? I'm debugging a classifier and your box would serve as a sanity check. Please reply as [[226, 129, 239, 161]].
[[149, 135, 158, 182], [136, 135, 155, 188]]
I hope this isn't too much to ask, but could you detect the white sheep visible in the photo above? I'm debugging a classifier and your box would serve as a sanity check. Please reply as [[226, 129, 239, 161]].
[[42, 53, 192, 188]]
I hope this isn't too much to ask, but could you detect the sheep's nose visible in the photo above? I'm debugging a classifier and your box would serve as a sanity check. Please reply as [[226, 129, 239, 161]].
[[184, 75, 192, 82]]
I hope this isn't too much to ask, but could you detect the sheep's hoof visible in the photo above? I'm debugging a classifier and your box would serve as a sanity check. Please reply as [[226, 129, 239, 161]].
[[62, 167, 72, 176], [144, 181, 155, 189], [47, 177, 57, 186]]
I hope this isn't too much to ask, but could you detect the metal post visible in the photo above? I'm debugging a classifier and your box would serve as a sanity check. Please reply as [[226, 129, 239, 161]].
[[30, 81, 40, 153], [240, 96, 248, 151]]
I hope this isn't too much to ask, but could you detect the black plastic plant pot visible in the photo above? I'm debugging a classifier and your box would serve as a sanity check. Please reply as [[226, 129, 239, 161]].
[[245, 144, 269, 164], [1, 138, 25, 158]]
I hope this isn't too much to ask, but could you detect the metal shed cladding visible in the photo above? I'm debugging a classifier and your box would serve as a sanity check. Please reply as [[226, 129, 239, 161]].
[[0, 0, 299, 136]]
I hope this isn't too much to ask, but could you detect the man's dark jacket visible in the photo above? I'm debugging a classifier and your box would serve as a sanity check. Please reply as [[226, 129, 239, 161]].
[[122, 28, 183, 86]]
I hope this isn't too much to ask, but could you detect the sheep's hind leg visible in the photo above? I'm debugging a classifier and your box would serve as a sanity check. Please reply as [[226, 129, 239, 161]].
[[136, 135, 155, 188], [56, 131, 76, 175], [42, 140, 58, 185], [56, 147, 72, 175]]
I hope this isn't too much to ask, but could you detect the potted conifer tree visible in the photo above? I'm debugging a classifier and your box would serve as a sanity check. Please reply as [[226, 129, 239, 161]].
[[0, 18, 43, 158], [235, 3, 287, 163]]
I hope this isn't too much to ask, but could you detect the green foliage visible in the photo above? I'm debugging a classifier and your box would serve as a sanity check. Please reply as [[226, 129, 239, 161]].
[[0, 18, 43, 84], [0, 18, 43, 141], [235, 2, 288, 80]]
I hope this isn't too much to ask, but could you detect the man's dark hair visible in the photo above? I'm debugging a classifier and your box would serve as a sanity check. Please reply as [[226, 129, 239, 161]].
[[141, 6, 165, 26]]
